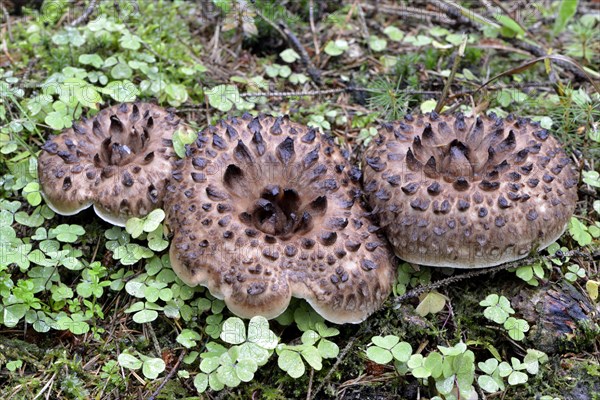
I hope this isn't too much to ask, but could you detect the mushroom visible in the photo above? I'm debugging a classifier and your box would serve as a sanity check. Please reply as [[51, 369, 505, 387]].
[[165, 113, 395, 324], [362, 112, 579, 268], [38, 102, 180, 226]]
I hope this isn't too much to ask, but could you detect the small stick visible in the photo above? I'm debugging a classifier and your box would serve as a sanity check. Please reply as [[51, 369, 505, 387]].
[[309, 0, 320, 61], [306, 368, 314, 400], [71, 0, 98, 27], [394, 248, 588, 305], [310, 335, 359, 400], [0, 2, 12, 42], [360, 2, 454, 24], [277, 20, 322, 85], [147, 350, 187, 400], [435, 35, 467, 113]]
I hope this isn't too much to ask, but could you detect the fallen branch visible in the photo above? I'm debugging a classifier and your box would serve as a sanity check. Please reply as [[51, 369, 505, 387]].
[[70, 0, 98, 27], [394, 248, 591, 305]]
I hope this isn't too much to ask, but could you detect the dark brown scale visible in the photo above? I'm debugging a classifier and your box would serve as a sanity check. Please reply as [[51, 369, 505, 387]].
[[427, 182, 441, 195], [457, 199, 470, 211], [453, 177, 470, 191], [402, 182, 419, 195], [497, 196, 511, 209], [410, 198, 430, 211], [479, 180, 500, 191]]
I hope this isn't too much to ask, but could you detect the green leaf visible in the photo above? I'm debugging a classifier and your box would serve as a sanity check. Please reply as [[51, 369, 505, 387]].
[[235, 358, 258, 382], [118, 353, 142, 370], [515, 265, 534, 281], [383, 26, 404, 41], [217, 363, 241, 387], [553, 0, 579, 35], [45, 111, 72, 130], [246, 316, 278, 349], [238, 342, 270, 366], [494, 15, 525, 37], [324, 39, 348, 56], [278, 349, 304, 378], [368, 36, 387, 52], [415, 291, 447, 316], [280, 49, 300, 63], [206, 84, 240, 112], [120, 32, 142, 50], [586, 280, 599, 301], [101, 80, 139, 102], [480, 294, 514, 324], [3, 304, 28, 327], [79, 54, 104, 68], [478, 374, 501, 393], [420, 99, 437, 113], [172, 128, 198, 158], [143, 209, 165, 232], [367, 346, 393, 364], [391, 341, 412, 363], [504, 317, 529, 341], [371, 335, 399, 350], [478, 358, 499, 375], [301, 346, 322, 370], [424, 352, 444, 378], [221, 317, 246, 344], [569, 217, 592, 246], [317, 339, 339, 359], [583, 170, 600, 188], [125, 217, 144, 239], [208, 372, 224, 391], [177, 329, 202, 348], [49, 224, 85, 243], [193, 373, 209, 393], [133, 309, 158, 324], [508, 370, 528, 385], [142, 357, 166, 379], [23, 182, 41, 206], [165, 83, 188, 107], [435, 375, 455, 395], [111, 63, 133, 79]]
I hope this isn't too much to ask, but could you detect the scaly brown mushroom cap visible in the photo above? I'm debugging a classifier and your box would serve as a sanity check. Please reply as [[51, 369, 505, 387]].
[[165, 113, 395, 324], [38, 102, 179, 226], [363, 112, 579, 268]]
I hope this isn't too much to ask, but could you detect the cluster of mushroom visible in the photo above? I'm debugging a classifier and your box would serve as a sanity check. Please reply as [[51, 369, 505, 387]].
[[38, 103, 579, 324]]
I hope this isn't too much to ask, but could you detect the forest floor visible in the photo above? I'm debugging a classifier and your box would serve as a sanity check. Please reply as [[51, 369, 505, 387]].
[[0, 1, 599, 399]]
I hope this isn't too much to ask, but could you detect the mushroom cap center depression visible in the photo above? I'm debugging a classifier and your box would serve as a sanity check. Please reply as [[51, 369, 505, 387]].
[[223, 162, 328, 240], [95, 115, 154, 167], [403, 116, 520, 184]]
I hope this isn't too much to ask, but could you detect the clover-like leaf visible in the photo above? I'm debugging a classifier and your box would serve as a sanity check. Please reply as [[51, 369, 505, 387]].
[[503, 317, 529, 341], [508, 370, 528, 385], [324, 39, 348, 56], [478, 375, 501, 393], [247, 316, 278, 349], [367, 346, 393, 365], [391, 341, 412, 363], [280, 48, 300, 63], [478, 358, 499, 375], [194, 373, 209, 393], [371, 335, 400, 350], [318, 339, 339, 359], [415, 291, 447, 316], [301, 345, 322, 370], [220, 317, 246, 344], [133, 309, 158, 324], [118, 353, 142, 370], [177, 329, 202, 348], [278, 348, 305, 378], [142, 357, 166, 379]]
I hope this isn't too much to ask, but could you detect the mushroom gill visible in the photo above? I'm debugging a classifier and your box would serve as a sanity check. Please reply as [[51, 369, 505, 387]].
[[362, 112, 579, 268], [38, 102, 180, 226], [165, 113, 395, 324]]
